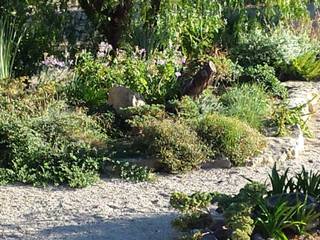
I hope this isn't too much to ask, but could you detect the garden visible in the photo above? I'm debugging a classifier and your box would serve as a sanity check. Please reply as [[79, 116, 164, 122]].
[[0, 0, 320, 239]]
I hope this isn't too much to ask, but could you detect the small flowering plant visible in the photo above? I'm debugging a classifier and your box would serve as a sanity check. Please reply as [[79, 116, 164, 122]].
[[69, 45, 188, 107], [145, 49, 187, 102], [96, 41, 113, 59], [41, 54, 73, 69], [114, 46, 187, 102]]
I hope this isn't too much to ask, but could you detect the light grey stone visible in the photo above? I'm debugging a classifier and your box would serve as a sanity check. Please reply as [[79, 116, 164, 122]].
[[107, 86, 146, 112]]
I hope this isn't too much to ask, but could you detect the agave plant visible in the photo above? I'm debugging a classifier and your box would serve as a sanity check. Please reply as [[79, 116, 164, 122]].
[[0, 16, 24, 80]]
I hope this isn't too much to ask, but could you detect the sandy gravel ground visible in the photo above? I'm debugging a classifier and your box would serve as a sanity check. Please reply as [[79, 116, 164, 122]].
[[1, 88, 320, 240]]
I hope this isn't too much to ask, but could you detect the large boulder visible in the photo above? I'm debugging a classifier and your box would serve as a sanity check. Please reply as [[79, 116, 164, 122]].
[[107, 86, 145, 112]]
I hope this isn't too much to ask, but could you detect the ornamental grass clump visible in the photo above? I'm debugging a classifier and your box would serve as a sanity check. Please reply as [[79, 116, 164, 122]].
[[0, 17, 23, 80], [220, 84, 270, 130], [197, 114, 266, 166]]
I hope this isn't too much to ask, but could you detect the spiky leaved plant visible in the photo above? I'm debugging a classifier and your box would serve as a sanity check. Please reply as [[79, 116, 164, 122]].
[[0, 16, 24, 80]]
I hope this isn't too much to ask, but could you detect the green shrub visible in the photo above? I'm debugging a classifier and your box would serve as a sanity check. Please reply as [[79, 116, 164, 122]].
[[243, 65, 288, 98], [120, 104, 167, 120], [291, 51, 320, 81], [68, 49, 185, 107], [272, 100, 311, 137], [0, 101, 107, 187], [67, 52, 121, 108], [197, 114, 266, 166], [231, 28, 317, 72], [171, 89, 223, 120], [106, 158, 153, 182], [220, 84, 270, 129], [231, 29, 284, 68], [171, 96, 201, 120], [132, 118, 207, 173], [0, 0, 75, 75], [200, 54, 243, 88]]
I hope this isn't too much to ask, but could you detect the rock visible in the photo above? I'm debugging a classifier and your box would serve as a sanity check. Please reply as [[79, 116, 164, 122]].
[[107, 86, 145, 112], [252, 233, 266, 240], [265, 193, 317, 209], [211, 154, 232, 169], [202, 233, 218, 240], [290, 124, 304, 159], [213, 226, 232, 240]]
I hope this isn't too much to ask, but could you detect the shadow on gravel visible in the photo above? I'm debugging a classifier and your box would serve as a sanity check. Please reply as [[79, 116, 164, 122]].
[[39, 213, 178, 240]]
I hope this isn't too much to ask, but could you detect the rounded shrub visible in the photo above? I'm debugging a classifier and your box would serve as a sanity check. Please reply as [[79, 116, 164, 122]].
[[133, 118, 207, 173], [197, 114, 266, 166]]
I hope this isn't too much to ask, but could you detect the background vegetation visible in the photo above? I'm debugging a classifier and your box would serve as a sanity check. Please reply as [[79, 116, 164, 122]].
[[0, 0, 319, 190]]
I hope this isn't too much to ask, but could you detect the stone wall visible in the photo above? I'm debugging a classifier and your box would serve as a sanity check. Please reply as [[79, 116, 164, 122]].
[[67, 1, 93, 45]]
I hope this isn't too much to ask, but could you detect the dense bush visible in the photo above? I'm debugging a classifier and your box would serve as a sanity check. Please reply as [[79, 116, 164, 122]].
[[231, 28, 318, 73], [80, 0, 316, 57], [220, 84, 270, 129], [231, 29, 284, 68], [243, 64, 288, 98], [290, 51, 320, 81], [0, 101, 107, 187], [132, 118, 207, 173], [197, 114, 266, 166], [67, 49, 185, 108], [0, 0, 76, 75], [120, 104, 167, 120], [171, 89, 223, 120], [67, 51, 117, 108]]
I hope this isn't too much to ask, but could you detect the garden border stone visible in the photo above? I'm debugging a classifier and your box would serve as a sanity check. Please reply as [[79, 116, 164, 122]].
[[249, 81, 320, 167]]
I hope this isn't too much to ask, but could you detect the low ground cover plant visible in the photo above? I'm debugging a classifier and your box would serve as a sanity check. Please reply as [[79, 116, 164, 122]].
[[170, 165, 320, 240], [242, 64, 288, 98], [0, 101, 107, 188]]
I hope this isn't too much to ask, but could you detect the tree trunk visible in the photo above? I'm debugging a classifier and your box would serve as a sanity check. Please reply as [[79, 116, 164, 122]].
[[182, 61, 217, 98]]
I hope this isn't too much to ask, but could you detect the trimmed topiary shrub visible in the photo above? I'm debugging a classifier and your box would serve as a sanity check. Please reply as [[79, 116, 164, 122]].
[[197, 114, 266, 166], [132, 118, 208, 173]]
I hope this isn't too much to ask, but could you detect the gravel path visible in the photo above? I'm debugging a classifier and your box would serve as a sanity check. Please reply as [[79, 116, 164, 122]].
[[1, 85, 320, 240]]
